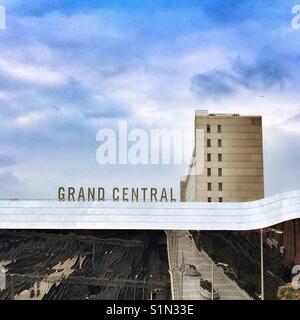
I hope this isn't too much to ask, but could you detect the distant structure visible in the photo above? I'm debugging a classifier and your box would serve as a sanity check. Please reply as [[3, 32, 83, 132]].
[[181, 110, 264, 203], [181, 110, 300, 267]]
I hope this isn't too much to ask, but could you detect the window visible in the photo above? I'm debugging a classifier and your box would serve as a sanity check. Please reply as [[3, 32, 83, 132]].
[[219, 197, 223, 203], [208, 197, 212, 203], [208, 183, 212, 191], [207, 139, 211, 147], [207, 125, 211, 133], [218, 183, 223, 191], [218, 125, 222, 133], [207, 168, 211, 176], [218, 168, 222, 177], [207, 153, 211, 162], [218, 153, 222, 162], [218, 139, 222, 147]]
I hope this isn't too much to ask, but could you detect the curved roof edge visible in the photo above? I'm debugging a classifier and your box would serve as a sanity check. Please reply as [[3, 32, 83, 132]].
[[0, 190, 299, 231]]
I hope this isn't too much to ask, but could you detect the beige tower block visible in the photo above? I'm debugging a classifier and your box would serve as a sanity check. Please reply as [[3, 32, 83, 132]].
[[181, 110, 264, 203]]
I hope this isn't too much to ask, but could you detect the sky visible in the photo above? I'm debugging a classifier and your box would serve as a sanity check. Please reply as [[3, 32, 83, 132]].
[[0, 0, 300, 199]]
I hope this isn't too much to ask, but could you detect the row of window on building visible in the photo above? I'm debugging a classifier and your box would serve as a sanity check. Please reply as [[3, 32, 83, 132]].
[[207, 124, 222, 133], [207, 153, 222, 162], [207, 182, 223, 192], [208, 197, 223, 203], [207, 168, 222, 176], [207, 139, 222, 147]]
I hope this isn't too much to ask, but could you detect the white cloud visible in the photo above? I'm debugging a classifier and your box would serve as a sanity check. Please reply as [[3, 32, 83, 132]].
[[0, 58, 67, 87]]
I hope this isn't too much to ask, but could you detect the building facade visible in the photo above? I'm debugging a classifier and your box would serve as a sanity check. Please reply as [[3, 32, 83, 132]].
[[181, 110, 264, 203], [181, 110, 300, 267]]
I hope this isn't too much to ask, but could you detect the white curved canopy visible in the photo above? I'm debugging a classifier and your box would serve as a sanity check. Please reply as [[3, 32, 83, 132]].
[[0, 190, 299, 230]]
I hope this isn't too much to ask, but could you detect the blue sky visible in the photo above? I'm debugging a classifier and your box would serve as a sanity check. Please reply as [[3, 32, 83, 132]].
[[0, 0, 300, 199]]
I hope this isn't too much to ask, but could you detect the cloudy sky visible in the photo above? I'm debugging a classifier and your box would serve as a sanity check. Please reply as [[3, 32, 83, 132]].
[[0, 0, 299, 199]]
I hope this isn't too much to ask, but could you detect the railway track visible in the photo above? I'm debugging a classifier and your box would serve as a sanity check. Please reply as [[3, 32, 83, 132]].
[[0, 230, 170, 300]]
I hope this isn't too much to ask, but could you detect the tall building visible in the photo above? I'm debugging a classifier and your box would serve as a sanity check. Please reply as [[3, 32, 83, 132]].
[[181, 110, 264, 203], [181, 110, 300, 267]]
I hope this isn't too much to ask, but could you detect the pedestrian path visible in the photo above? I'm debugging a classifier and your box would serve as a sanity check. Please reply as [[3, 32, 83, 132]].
[[166, 230, 251, 300]]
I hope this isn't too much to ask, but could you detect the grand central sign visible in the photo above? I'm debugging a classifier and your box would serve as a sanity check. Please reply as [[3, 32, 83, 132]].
[[58, 187, 177, 202]]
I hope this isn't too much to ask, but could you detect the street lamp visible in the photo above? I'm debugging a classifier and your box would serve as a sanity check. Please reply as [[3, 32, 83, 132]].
[[211, 262, 214, 300], [260, 228, 264, 300]]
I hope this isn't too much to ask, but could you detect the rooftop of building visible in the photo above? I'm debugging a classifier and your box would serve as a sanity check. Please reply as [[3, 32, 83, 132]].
[[195, 110, 262, 118]]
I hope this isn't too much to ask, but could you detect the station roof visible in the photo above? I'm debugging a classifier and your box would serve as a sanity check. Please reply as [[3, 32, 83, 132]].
[[0, 190, 299, 231]]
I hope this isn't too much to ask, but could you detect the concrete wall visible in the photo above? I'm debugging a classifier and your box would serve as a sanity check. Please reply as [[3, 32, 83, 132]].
[[181, 111, 264, 203]]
